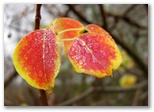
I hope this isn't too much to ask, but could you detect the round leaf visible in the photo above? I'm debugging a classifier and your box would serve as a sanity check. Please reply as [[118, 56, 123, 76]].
[[13, 28, 61, 94], [68, 32, 122, 78]]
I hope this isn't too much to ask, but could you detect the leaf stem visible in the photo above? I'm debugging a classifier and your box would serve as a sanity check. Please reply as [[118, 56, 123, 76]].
[[39, 89, 48, 106]]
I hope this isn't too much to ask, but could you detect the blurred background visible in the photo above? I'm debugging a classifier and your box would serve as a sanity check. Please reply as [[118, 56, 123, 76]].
[[4, 4, 148, 106]]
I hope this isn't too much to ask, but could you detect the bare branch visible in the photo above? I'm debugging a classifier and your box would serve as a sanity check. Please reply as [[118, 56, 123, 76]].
[[123, 4, 138, 16], [58, 87, 94, 106], [99, 4, 107, 30], [97, 80, 147, 93], [57, 80, 147, 106], [39, 89, 48, 106], [106, 12, 147, 29], [35, 4, 42, 30], [109, 4, 143, 30], [67, 4, 91, 24]]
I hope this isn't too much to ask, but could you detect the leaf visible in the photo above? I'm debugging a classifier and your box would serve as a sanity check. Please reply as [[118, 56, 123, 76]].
[[85, 24, 114, 41], [68, 31, 122, 78], [119, 74, 137, 87], [13, 28, 60, 94], [52, 17, 84, 34], [58, 29, 85, 53], [85, 24, 108, 34], [52, 18, 84, 53]]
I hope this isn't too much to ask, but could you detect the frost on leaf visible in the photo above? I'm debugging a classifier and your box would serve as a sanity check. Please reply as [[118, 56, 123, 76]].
[[13, 28, 60, 94], [68, 28, 122, 78]]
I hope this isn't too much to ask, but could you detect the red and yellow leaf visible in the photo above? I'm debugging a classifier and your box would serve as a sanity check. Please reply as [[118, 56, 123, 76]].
[[85, 24, 108, 34], [58, 29, 84, 53], [85, 24, 114, 41], [52, 18, 84, 53], [13, 28, 60, 94], [119, 74, 137, 87], [68, 32, 122, 78], [52, 17, 83, 34]]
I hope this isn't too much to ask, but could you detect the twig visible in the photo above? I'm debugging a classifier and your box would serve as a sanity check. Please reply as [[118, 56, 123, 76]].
[[39, 89, 48, 106], [57, 80, 147, 106], [123, 4, 138, 16], [67, 4, 91, 24], [63, 8, 70, 17], [35, 4, 42, 30], [34, 4, 48, 106], [106, 12, 147, 29], [96, 80, 147, 93], [58, 87, 94, 106], [109, 4, 143, 30], [99, 4, 107, 30]]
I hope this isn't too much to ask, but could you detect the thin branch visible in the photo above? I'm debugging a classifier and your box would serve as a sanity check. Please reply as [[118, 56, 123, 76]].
[[96, 80, 147, 93], [122, 17, 147, 29], [123, 4, 138, 16], [67, 4, 91, 24], [63, 7, 70, 17], [109, 4, 143, 30], [34, 4, 48, 106], [99, 4, 107, 30], [57, 80, 147, 106], [35, 4, 42, 30], [106, 12, 147, 29], [58, 87, 94, 106], [39, 89, 48, 106]]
